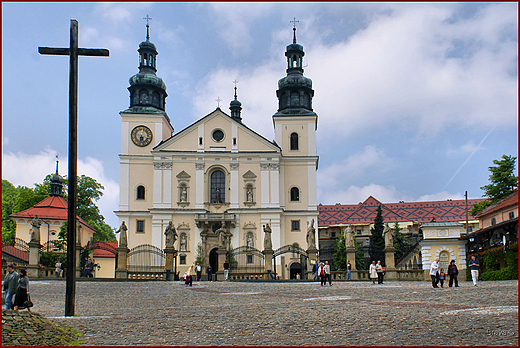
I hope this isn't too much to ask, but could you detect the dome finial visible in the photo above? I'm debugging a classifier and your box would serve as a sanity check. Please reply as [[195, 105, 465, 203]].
[[290, 17, 299, 44], [143, 14, 152, 41], [230, 79, 242, 122], [55, 154, 59, 174], [233, 79, 239, 100]]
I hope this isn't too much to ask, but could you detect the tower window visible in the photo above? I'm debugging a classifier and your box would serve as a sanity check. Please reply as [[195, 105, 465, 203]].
[[290, 132, 299, 150], [292, 220, 300, 231], [210, 170, 226, 203], [199, 137, 203, 145], [136, 220, 145, 233], [136, 185, 145, 200], [290, 187, 300, 202]]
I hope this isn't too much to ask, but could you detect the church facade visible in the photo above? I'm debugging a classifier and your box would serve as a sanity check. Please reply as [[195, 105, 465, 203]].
[[115, 24, 319, 277]]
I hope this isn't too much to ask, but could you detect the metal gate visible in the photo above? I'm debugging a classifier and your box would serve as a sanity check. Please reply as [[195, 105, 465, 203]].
[[273, 245, 309, 279], [127, 244, 165, 272], [229, 246, 264, 273]]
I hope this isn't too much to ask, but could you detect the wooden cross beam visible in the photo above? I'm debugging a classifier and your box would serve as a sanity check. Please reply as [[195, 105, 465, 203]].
[[38, 19, 109, 317]]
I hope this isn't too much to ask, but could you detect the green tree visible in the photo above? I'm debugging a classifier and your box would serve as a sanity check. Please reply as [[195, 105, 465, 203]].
[[369, 205, 386, 266], [195, 242, 205, 266], [470, 155, 518, 216], [332, 229, 347, 271], [392, 221, 411, 263], [2, 180, 17, 245]]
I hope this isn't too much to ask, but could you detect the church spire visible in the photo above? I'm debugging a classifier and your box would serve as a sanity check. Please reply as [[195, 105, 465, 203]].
[[126, 16, 168, 115], [274, 19, 315, 116], [229, 79, 242, 122], [50, 155, 64, 197]]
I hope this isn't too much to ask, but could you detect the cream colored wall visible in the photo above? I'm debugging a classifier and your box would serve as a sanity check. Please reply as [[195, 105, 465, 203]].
[[480, 206, 518, 229], [14, 219, 93, 247], [421, 239, 467, 281], [283, 162, 309, 209], [125, 215, 153, 249], [128, 157, 154, 211], [93, 258, 115, 278]]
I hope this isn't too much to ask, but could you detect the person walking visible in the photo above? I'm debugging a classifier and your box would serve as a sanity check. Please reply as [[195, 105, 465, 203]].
[[369, 261, 377, 284], [184, 265, 194, 286], [447, 260, 459, 287], [429, 258, 440, 288], [313, 262, 319, 281], [206, 264, 212, 282], [223, 260, 230, 280], [3, 263, 19, 310], [375, 261, 384, 284], [346, 260, 352, 281], [13, 268, 30, 312], [195, 262, 202, 281], [468, 255, 480, 286], [318, 262, 325, 286], [324, 261, 332, 286]]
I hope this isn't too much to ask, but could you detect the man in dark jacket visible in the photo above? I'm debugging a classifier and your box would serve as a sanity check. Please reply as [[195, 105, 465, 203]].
[[223, 260, 230, 280], [206, 264, 212, 281], [3, 264, 19, 310], [447, 259, 459, 287]]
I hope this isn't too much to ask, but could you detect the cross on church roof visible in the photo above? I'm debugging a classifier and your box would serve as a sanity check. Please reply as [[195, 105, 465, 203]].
[[290, 17, 299, 43], [143, 14, 152, 40], [233, 79, 239, 99], [216, 96, 222, 108]]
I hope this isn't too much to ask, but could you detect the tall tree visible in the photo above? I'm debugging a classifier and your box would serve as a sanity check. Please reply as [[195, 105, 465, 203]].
[[332, 229, 347, 271], [392, 221, 411, 263], [470, 155, 518, 216], [369, 205, 386, 266], [2, 180, 17, 245]]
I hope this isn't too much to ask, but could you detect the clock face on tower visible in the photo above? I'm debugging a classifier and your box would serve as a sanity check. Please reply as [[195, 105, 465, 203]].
[[131, 125, 153, 147]]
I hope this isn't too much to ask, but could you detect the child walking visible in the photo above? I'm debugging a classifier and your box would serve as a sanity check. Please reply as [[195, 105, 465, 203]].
[[439, 268, 446, 288]]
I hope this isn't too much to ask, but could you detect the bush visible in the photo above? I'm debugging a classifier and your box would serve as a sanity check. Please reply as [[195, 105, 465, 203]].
[[40, 251, 67, 268]]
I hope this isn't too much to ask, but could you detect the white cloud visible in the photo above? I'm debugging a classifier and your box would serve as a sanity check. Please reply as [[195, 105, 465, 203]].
[[2, 149, 119, 228], [208, 3, 275, 55], [418, 191, 465, 202], [95, 3, 150, 24], [447, 140, 485, 156], [318, 184, 403, 205]]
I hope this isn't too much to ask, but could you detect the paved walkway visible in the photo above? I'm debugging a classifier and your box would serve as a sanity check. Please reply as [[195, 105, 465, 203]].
[[9, 280, 519, 346]]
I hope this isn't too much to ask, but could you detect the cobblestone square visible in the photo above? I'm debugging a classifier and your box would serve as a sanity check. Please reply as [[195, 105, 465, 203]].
[[22, 279, 519, 346]]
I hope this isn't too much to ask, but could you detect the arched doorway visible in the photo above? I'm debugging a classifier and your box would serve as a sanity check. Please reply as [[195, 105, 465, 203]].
[[209, 248, 219, 274], [290, 262, 302, 279], [439, 251, 450, 272]]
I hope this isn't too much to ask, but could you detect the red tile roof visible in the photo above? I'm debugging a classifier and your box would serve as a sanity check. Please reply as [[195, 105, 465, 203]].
[[475, 190, 518, 218], [2, 242, 29, 263], [92, 242, 118, 258], [9, 195, 97, 234], [318, 196, 485, 227]]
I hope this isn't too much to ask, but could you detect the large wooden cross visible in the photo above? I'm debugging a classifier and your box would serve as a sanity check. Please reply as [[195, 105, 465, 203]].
[[39, 19, 109, 317]]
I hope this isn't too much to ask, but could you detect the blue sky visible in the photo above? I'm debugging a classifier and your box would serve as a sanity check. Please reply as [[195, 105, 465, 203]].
[[2, 2, 518, 229]]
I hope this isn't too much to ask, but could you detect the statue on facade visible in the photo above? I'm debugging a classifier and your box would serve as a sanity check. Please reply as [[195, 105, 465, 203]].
[[306, 219, 316, 249], [246, 188, 253, 202], [180, 233, 187, 251], [263, 223, 272, 250], [383, 223, 393, 248], [344, 224, 355, 249], [165, 221, 177, 249], [215, 187, 221, 203], [246, 234, 254, 249], [217, 224, 228, 249], [30, 215, 42, 243], [180, 187, 187, 203], [116, 221, 128, 247]]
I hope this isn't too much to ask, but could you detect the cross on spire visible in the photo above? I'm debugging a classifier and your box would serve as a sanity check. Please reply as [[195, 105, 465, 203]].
[[233, 79, 238, 99], [290, 17, 299, 43], [143, 14, 152, 40], [216, 96, 222, 108]]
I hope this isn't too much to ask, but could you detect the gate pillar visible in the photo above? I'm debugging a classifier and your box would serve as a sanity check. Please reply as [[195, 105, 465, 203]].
[[307, 245, 318, 279], [263, 249, 273, 273], [345, 247, 357, 272], [28, 241, 42, 278], [384, 246, 396, 280], [115, 246, 129, 279], [164, 247, 177, 279]]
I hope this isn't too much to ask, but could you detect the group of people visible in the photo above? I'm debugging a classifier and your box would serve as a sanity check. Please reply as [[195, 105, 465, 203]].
[[81, 258, 99, 278], [3, 264, 31, 311], [429, 257, 470, 288], [369, 260, 385, 284], [315, 261, 333, 286]]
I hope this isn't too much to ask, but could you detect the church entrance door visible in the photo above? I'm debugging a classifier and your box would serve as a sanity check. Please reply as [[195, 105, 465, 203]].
[[290, 262, 302, 279], [209, 248, 219, 274]]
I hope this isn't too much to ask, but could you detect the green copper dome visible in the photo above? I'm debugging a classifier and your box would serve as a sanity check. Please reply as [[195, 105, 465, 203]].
[[129, 73, 167, 90]]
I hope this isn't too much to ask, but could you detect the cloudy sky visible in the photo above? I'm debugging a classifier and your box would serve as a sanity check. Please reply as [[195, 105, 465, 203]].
[[2, 2, 518, 228]]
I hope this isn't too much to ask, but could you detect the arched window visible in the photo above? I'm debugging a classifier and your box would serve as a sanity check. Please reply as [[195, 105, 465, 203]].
[[139, 89, 149, 104], [152, 91, 160, 107], [136, 185, 145, 200], [290, 132, 299, 150], [290, 187, 299, 202], [210, 170, 226, 203]]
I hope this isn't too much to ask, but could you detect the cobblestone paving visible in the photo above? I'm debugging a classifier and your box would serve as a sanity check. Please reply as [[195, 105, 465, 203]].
[[20, 280, 519, 346]]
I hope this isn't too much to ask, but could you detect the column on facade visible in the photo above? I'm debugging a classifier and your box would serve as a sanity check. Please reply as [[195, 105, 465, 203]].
[[195, 163, 205, 209], [230, 162, 239, 209], [260, 163, 270, 208], [162, 162, 172, 207], [270, 163, 280, 207], [153, 162, 163, 207], [119, 158, 130, 211], [152, 218, 165, 249]]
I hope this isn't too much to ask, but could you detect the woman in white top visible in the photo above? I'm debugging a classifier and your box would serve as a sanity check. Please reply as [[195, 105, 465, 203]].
[[369, 261, 378, 284]]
